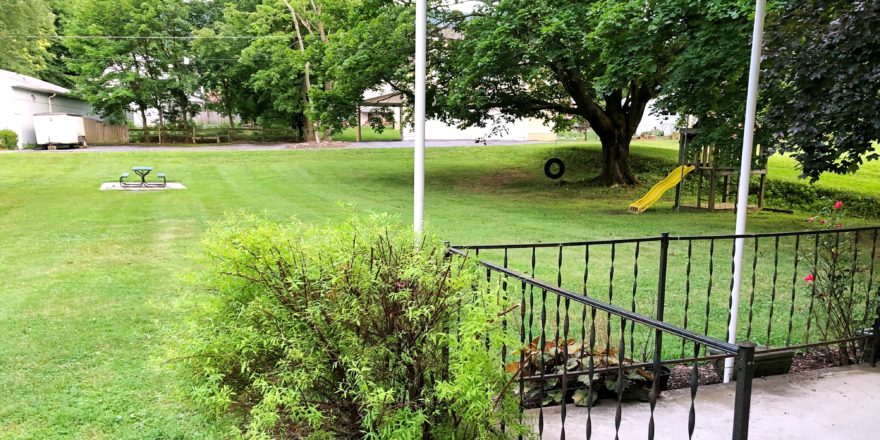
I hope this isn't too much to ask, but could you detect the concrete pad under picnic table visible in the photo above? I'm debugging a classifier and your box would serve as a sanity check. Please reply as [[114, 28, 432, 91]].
[[529, 363, 880, 440], [100, 182, 186, 190]]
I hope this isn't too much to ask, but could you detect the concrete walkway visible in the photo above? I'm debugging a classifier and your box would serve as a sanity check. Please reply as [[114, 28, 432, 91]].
[[531, 364, 879, 439]]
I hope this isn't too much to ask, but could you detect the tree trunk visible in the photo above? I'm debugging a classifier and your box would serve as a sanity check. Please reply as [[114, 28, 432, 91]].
[[283, 0, 320, 143], [157, 105, 165, 144], [301, 77, 315, 142], [182, 101, 189, 130], [595, 130, 639, 186], [222, 81, 235, 128], [550, 65, 653, 186], [139, 106, 149, 143]]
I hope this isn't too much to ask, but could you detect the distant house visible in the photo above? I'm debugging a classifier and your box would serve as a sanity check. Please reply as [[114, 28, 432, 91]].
[[0, 69, 97, 148], [636, 101, 679, 136], [127, 95, 239, 128], [359, 87, 680, 142], [360, 88, 557, 142]]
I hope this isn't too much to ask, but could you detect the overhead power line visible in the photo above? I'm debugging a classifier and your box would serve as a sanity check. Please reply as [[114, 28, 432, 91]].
[[64, 58, 247, 62], [0, 35, 289, 40]]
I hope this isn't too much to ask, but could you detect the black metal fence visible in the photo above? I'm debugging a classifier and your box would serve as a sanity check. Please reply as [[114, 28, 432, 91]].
[[448, 226, 880, 439]]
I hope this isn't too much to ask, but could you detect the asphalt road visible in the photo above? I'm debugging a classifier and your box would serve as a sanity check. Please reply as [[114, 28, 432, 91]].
[[6, 139, 544, 153]]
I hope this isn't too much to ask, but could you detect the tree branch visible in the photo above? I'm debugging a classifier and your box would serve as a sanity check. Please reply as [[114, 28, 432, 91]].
[[547, 62, 613, 132]]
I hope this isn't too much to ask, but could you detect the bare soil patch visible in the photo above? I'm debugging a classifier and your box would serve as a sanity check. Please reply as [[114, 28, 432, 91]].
[[666, 347, 855, 390]]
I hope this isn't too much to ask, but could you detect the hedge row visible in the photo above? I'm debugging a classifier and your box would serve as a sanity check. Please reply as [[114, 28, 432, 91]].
[[757, 179, 880, 219]]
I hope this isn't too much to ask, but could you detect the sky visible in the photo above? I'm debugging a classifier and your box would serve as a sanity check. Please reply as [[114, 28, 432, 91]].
[[448, 1, 478, 14]]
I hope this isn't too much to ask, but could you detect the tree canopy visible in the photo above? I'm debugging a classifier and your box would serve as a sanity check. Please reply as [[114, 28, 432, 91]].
[[17, 0, 878, 181], [435, 0, 755, 185], [761, 0, 880, 181], [660, 0, 880, 181], [64, 0, 198, 127], [0, 0, 56, 76]]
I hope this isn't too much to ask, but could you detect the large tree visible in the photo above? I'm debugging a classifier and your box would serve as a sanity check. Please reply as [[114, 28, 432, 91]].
[[199, 0, 342, 139], [65, 0, 197, 131], [309, 0, 417, 133], [437, 0, 754, 185], [39, 0, 80, 88], [761, 0, 880, 181], [661, 0, 880, 182], [0, 0, 56, 76]]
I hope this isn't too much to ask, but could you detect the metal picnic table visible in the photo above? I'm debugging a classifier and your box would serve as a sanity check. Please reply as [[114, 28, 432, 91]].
[[120, 166, 166, 187], [132, 166, 153, 185]]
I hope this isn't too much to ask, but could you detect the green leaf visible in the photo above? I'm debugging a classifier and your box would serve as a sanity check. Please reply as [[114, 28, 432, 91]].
[[573, 387, 599, 407]]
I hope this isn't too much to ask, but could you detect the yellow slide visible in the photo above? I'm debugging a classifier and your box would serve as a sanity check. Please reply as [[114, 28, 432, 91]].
[[629, 165, 695, 213]]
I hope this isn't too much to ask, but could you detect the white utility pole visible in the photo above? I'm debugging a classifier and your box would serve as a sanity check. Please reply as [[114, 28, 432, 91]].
[[725, 0, 767, 383], [413, 0, 427, 235]]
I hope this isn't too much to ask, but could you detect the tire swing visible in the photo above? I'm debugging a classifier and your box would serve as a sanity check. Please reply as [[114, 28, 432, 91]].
[[544, 158, 565, 180]]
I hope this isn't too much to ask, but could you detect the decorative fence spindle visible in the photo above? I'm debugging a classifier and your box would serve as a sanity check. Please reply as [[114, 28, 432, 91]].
[[448, 225, 880, 439]]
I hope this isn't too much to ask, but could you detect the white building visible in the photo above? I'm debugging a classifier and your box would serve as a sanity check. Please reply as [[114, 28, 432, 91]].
[[127, 95, 238, 128], [0, 69, 97, 148], [636, 101, 679, 136], [360, 88, 679, 142], [360, 88, 556, 142], [402, 112, 556, 142]]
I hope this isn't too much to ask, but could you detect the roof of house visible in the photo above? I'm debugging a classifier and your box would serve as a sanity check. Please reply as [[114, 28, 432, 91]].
[[0, 69, 71, 96], [362, 91, 403, 107]]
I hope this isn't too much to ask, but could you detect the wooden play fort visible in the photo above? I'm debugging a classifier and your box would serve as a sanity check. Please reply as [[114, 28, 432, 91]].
[[673, 128, 768, 212]]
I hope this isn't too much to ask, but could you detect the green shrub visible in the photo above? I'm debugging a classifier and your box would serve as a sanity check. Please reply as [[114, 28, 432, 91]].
[[0, 129, 18, 149], [756, 179, 880, 219], [176, 213, 526, 439]]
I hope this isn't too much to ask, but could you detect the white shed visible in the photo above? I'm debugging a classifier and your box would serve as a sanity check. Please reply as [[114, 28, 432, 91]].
[[0, 69, 96, 148]]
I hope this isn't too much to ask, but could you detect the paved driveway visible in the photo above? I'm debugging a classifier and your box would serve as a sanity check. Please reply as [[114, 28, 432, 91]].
[[356, 139, 543, 148], [3, 139, 545, 153]]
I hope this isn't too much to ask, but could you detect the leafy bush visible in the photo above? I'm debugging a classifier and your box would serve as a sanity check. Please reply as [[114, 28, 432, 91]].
[[801, 201, 877, 364], [757, 180, 880, 219], [0, 129, 18, 149], [176, 213, 526, 439]]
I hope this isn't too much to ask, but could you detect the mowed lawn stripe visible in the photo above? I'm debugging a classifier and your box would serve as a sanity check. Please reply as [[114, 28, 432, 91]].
[[0, 143, 871, 438]]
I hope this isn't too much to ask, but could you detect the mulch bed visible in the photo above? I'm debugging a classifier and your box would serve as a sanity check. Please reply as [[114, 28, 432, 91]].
[[667, 364, 722, 389], [666, 347, 853, 390]]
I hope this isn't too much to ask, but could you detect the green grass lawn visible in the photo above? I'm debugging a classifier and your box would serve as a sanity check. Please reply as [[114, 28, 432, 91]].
[[0, 142, 874, 438], [332, 126, 402, 142]]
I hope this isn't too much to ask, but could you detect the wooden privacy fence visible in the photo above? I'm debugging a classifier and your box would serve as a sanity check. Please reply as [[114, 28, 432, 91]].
[[84, 118, 129, 145]]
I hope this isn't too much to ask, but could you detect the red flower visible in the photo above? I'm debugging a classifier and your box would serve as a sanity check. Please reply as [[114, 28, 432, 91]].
[[836, 223, 843, 229], [819, 219, 827, 225], [804, 273, 815, 284], [834, 201, 843, 210]]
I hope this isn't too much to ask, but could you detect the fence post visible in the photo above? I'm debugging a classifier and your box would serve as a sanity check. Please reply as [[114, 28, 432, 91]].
[[653, 236, 670, 359], [731, 342, 756, 440], [653, 233, 670, 355], [656, 232, 669, 313], [648, 233, 670, 438], [871, 304, 879, 367]]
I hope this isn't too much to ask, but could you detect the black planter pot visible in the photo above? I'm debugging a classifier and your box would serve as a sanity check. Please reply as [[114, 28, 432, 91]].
[[645, 365, 671, 391], [857, 328, 877, 363]]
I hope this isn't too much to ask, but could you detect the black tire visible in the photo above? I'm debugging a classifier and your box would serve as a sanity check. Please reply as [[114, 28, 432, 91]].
[[544, 158, 565, 179]]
